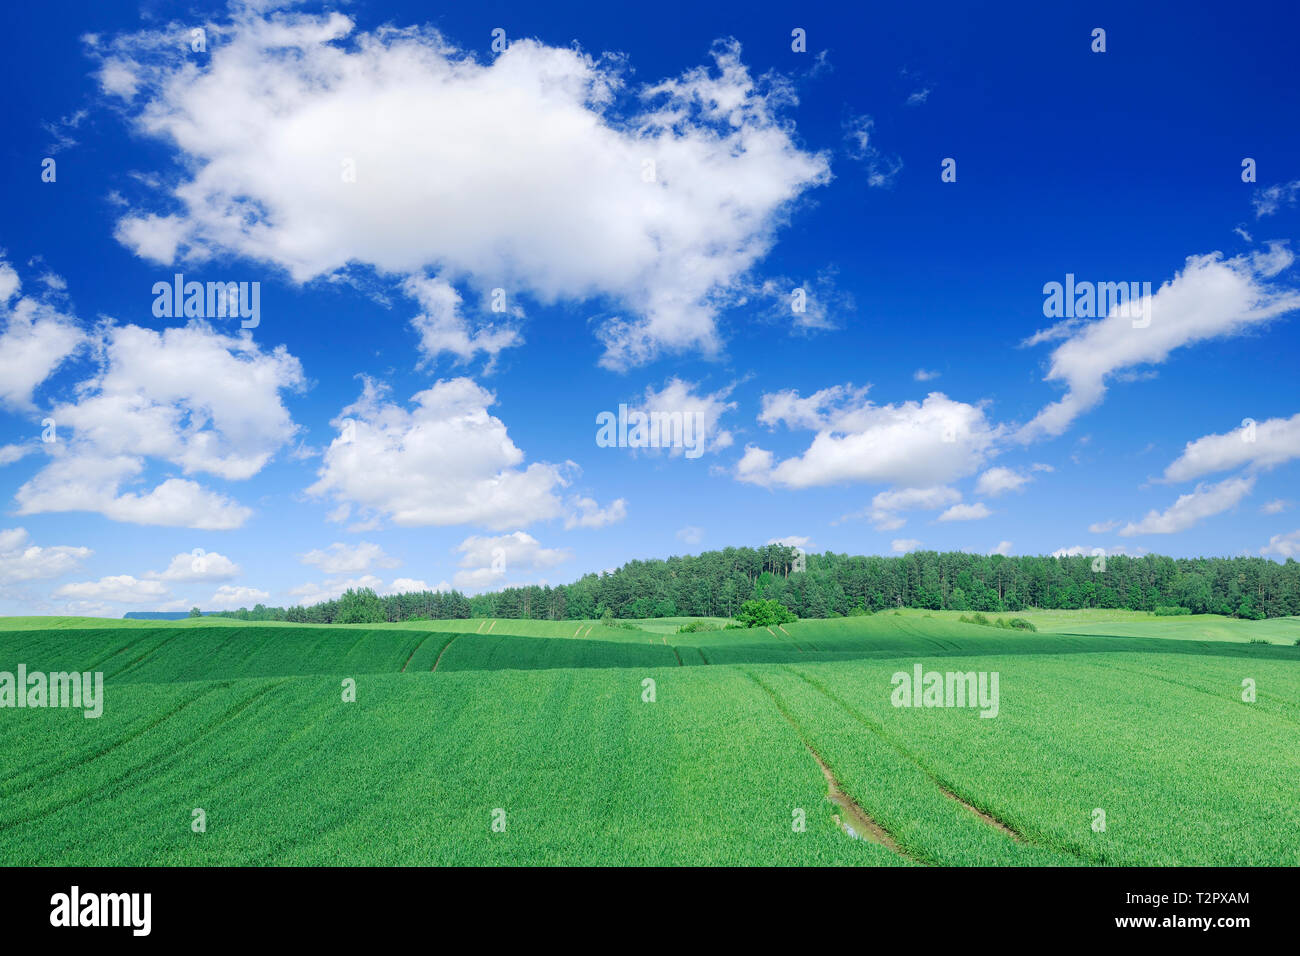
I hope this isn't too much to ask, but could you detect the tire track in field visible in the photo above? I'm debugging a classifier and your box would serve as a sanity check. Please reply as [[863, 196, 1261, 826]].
[[78, 630, 177, 678], [130, 626, 245, 683], [0, 680, 289, 830], [400, 632, 434, 673], [787, 667, 1075, 857], [430, 634, 462, 672], [340, 628, 373, 660], [108, 629, 190, 681], [765, 625, 805, 652], [0, 682, 229, 800], [1071, 657, 1300, 729], [745, 670, 919, 862]]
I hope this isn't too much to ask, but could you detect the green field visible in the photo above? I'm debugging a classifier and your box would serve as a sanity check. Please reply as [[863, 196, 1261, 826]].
[[1, 611, 1297, 865]]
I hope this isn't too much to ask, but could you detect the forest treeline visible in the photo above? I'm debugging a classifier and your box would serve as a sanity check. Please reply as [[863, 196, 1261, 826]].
[[206, 545, 1300, 624]]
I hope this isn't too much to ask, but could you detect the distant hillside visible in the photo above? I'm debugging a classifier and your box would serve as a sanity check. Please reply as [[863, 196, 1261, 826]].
[[123, 611, 219, 620], [205, 545, 1300, 624]]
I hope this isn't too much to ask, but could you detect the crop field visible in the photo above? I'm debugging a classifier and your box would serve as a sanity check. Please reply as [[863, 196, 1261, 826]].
[[1, 611, 1297, 865], [888, 608, 1300, 644]]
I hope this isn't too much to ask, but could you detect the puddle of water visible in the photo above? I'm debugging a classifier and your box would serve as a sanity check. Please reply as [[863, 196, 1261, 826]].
[[813, 753, 902, 852], [831, 812, 862, 841]]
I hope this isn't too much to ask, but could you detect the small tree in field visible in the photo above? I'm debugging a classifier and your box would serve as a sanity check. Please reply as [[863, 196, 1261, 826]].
[[734, 599, 797, 628], [189, 606, 202, 618]]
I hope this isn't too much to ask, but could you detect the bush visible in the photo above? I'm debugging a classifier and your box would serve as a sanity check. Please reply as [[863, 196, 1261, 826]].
[[960, 613, 1036, 632], [733, 599, 797, 629], [677, 620, 719, 634]]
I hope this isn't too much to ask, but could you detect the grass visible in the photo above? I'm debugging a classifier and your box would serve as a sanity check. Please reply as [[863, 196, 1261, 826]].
[[0, 611, 1296, 865], [888, 607, 1300, 644]]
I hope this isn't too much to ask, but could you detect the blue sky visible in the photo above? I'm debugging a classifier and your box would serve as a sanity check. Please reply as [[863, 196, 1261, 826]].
[[1, 0, 1299, 615]]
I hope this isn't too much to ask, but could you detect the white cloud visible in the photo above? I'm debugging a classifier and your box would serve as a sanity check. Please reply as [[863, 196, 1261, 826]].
[[1260, 529, 1300, 558], [0, 259, 85, 410], [767, 535, 812, 549], [150, 549, 240, 582], [206, 584, 271, 610], [53, 574, 170, 603], [843, 114, 901, 188], [912, 368, 939, 382], [0, 261, 19, 301], [50, 323, 303, 481], [14, 322, 303, 529], [751, 268, 852, 333], [0, 444, 35, 466], [1089, 519, 1121, 533], [1049, 545, 1142, 558], [1018, 248, 1300, 440], [891, 538, 922, 553], [1162, 412, 1300, 482], [676, 526, 703, 545], [974, 466, 1032, 497], [97, 58, 139, 99], [937, 502, 992, 522], [388, 577, 432, 593], [564, 496, 627, 530], [626, 378, 737, 457], [1050, 546, 1094, 557], [17, 458, 253, 530], [1253, 181, 1300, 218], [289, 575, 386, 607], [1261, 499, 1291, 515], [456, 531, 570, 569], [453, 531, 570, 590], [307, 377, 569, 530], [862, 511, 905, 532], [0, 528, 91, 587], [758, 384, 869, 431], [861, 485, 961, 531], [873, 487, 959, 511], [97, 10, 829, 369], [741, 389, 1002, 489], [989, 540, 1013, 556], [299, 541, 399, 575], [1118, 475, 1255, 536], [405, 274, 522, 368]]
